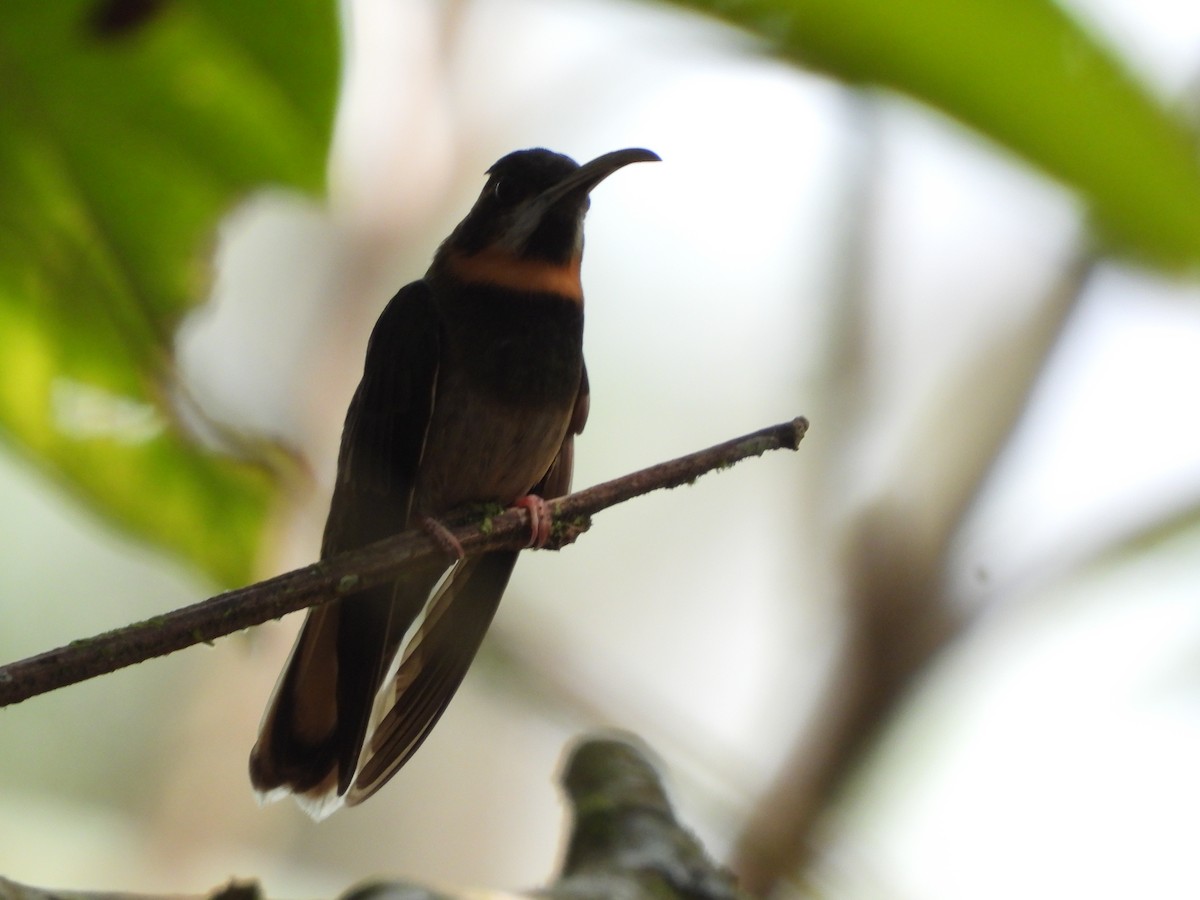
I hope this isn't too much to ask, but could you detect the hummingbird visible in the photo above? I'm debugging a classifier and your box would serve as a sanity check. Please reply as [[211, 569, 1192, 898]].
[[249, 147, 659, 818]]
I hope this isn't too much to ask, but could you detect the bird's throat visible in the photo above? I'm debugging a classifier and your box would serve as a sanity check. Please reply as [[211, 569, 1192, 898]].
[[445, 248, 583, 302]]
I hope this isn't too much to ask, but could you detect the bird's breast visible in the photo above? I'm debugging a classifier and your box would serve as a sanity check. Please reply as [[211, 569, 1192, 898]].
[[411, 282, 584, 515]]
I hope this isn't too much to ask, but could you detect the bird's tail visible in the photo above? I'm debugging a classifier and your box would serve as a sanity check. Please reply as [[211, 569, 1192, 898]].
[[249, 551, 516, 818], [248, 561, 445, 820], [346, 550, 518, 806]]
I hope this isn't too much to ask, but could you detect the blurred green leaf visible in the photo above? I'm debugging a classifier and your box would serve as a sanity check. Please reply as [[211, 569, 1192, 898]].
[[0, 0, 338, 586], [677, 0, 1200, 266]]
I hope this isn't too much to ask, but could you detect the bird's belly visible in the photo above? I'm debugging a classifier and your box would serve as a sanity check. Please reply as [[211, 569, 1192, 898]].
[[410, 377, 573, 516], [411, 281, 585, 516]]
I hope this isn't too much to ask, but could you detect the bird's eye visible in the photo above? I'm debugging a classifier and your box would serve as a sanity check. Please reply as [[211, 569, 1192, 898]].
[[491, 178, 507, 202]]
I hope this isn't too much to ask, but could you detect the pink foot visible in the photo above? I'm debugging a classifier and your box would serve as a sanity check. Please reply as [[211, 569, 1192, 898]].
[[514, 495, 553, 548]]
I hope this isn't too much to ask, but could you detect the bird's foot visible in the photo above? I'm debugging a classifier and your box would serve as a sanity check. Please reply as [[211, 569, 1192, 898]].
[[421, 516, 465, 560], [514, 495, 553, 548]]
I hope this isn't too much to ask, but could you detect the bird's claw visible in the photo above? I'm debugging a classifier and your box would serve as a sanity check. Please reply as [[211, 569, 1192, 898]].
[[421, 516, 465, 560], [514, 495, 553, 548]]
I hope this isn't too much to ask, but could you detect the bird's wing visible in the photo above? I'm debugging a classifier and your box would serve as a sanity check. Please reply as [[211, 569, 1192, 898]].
[[346, 360, 591, 805], [537, 361, 589, 500], [323, 280, 442, 557], [250, 280, 444, 815]]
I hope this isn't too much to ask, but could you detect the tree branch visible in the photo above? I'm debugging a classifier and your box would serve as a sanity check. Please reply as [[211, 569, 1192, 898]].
[[0, 417, 807, 708]]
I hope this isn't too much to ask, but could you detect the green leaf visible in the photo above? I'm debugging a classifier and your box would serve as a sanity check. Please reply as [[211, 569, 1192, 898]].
[[0, 0, 338, 586], [676, 0, 1200, 267]]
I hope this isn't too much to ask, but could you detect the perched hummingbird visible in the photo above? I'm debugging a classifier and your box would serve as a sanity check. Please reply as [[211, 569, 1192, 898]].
[[250, 147, 659, 818]]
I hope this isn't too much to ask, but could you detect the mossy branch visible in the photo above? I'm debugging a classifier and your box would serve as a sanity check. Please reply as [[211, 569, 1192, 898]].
[[0, 417, 807, 707]]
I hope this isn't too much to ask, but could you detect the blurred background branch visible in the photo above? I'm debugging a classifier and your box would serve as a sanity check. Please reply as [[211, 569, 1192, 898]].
[[0, 735, 745, 900]]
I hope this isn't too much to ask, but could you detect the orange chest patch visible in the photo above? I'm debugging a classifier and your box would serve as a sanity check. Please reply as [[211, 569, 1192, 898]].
[[446, 248, 583, 302]]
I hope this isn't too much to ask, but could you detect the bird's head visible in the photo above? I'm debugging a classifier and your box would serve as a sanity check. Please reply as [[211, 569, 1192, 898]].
[[433, 147, 659, 297]]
